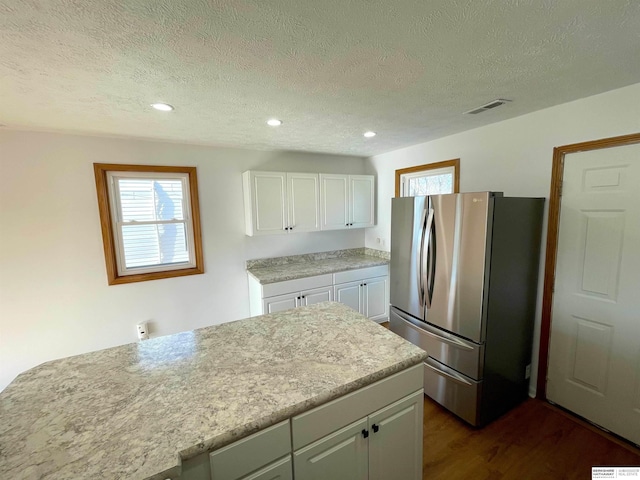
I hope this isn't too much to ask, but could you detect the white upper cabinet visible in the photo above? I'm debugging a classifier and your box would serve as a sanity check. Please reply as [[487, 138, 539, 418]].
[[320, 174, 374, 230], [287, 173, 321, 233], [243, 171, 320, 236], [349, 175, 375, 228]]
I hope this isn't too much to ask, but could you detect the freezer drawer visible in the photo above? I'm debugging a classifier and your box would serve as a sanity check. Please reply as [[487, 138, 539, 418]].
[[390, 307, 484, 380], [423, 357, 482, 426]]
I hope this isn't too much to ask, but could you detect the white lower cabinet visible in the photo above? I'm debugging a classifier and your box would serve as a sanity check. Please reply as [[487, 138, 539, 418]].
[[240, 456, 292, 480], [178, 365, 423, 480], [248, 265, 389, 322], [293, 418, 368, 480], [263, 286, 333, 314], [293, 391, 423, 480], [209, 421, 291, 480], [332, 266, 389, 323], [367, 391, 423, 480]]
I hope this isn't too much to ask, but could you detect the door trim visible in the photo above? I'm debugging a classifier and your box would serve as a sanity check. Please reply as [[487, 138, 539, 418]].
[[536, 132, 640, 399]]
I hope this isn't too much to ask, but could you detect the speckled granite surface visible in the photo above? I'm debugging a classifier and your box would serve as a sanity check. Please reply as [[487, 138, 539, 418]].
[[0, 302, 426, 480], [247, 248, 390, 284]]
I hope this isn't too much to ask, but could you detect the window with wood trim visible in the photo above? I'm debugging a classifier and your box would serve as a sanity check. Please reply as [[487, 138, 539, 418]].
[[395, 159, 460, 197], [94, 164, 204, 285]]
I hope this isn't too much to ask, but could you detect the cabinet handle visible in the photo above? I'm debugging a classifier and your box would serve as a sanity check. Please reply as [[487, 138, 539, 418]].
[[301, 295, 305, 299], [372, 424, 379, 433], [345, 223, 349, 226], [363, 283, 367, 286], [361, 429, 369, 438]]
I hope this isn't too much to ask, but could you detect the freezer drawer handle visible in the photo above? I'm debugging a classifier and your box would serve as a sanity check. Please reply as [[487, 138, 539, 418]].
[[393, 308, 474, 351], [425, 359, 473, 387], [421, 324, 474, 351]]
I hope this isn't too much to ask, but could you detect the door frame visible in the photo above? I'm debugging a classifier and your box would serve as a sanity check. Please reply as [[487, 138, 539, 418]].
[[536, 132, 640, 399]]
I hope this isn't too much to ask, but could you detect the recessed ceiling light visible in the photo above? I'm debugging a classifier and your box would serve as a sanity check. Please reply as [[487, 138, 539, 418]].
[[267, 119, 283, 126], [151, 103, 174, 112], [364, 131, 376, 138]]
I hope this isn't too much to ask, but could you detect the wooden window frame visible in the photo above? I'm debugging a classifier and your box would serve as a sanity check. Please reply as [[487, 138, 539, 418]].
[[94, 163, 204, 285], [395, 159, 460, 197]]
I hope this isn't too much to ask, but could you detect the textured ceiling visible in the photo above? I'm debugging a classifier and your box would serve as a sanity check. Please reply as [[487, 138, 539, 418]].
[[1, 0, 639, 156]]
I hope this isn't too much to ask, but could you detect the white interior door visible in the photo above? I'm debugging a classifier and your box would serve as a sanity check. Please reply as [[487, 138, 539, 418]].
[[547, 142, 640, 445]]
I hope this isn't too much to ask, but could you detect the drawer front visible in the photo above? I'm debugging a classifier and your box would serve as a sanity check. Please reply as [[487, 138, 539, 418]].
[[333, 265, 389, 284], [210, 420, 291, 479], [424, 357, 481, 426], [291, 364, 423, 450], [240, 455, 292, 480], [262, 274, 333, 298], [390, 307, 484, 380]]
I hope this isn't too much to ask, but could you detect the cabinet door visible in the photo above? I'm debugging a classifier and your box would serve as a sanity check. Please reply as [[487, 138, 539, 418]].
[[320, 174, 349, 230], [288, 173, 320, 233], [240, 455, 292, 480], [294, 418, 368, 480], [363, 276, 389, 323], [349, 175, 374, 228], [334, 281, 362, 314], [263, 293, 299, 314], [368, 390, 424, 480], [300, 286, 333, 306], [250, 172, 288, 235]]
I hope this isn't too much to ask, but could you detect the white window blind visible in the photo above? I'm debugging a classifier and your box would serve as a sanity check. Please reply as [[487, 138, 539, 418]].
[[400, 166, 455, 196], [107, 171, 196, 276]]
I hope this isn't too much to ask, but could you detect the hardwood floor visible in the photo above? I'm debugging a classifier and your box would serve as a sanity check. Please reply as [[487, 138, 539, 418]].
[[422, 396, 640, 480]]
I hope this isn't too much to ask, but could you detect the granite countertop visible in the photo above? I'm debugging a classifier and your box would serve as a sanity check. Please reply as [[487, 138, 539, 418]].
[[0, 302, 426, 480], [247, 248, 390, 284]]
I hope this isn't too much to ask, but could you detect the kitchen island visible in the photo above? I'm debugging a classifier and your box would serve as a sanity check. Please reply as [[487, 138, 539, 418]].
[[0, 302, 427, 480]]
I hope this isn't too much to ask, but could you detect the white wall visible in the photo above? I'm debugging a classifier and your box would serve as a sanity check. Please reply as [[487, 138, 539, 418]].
[[365, 82, 640, 396], [0, 131, 367, 390]]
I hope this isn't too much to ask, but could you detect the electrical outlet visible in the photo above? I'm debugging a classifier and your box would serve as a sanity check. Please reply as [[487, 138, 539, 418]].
[[137, 322, 149, 341]]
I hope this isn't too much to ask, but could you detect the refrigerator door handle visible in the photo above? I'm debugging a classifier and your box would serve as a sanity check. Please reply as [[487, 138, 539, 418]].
[[423, 207, 435, 308], [425, 358, 473, 386], [426, 209, 436, 307], [417, 207, 428, 307]]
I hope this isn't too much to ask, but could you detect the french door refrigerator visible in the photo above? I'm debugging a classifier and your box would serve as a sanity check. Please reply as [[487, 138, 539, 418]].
[[389, 192, 544, 426]]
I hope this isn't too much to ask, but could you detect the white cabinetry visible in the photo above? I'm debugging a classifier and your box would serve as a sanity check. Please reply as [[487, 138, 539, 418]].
[[248, 274, 334, 317], [179, 365, 423, 480], [243, 171, 320, 236], [263, 286, 333, 315], [292, 366, 423, 480], [293, 418, 368, 480], [209, 420, 292, 480], [248, 265, 389, 322], [333, 266, 389, 323], [319, 174, 374, 230]]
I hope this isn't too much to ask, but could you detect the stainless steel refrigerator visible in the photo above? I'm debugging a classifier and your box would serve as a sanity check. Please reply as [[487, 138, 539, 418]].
[[389, 192, 544, 426]]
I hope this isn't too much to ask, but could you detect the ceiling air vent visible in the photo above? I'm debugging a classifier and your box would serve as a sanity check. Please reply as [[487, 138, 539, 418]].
[[464, 99, 511, 115]]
